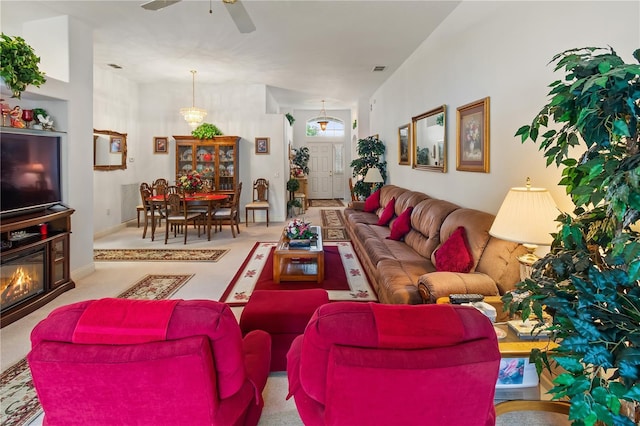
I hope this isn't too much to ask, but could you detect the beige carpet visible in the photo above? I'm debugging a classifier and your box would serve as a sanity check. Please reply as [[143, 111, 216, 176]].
[[94, 248, 228, 262], [0, 274, 194, 426]]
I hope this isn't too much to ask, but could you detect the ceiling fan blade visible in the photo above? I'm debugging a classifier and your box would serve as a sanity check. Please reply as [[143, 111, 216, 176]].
[[141, 0, 181, 11], [224, 0, 256, 34]]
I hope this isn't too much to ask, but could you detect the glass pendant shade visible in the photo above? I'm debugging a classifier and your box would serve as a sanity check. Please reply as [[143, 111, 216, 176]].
[[180, 70, 207, 128], [317, 100, 328, 131]]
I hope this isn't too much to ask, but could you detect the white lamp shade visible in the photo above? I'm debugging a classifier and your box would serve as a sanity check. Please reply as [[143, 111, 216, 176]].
[[363, 168, 383, 183], [489, 185, 559, 246]]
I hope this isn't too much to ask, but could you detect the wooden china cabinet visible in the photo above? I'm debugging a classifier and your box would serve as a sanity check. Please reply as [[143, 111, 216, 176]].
[[173, 135, 240, 196]]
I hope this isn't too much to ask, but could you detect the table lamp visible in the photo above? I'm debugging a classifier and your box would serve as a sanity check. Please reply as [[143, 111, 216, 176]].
[[363, 167, 383, 192], [489, 178, 559, 277]]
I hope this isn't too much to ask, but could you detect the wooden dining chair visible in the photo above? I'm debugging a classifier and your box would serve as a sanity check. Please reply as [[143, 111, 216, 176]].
[[136, 182, 152, 227], [163, 193, 203, 244], [245, 178, 269, 227], [213, 182, 242, 238], [139, 185, 162, 240]]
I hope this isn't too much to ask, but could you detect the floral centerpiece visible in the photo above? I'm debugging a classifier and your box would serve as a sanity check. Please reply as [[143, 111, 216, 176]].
[[285, 219, 316, 247], [177, 171, 203, 194]]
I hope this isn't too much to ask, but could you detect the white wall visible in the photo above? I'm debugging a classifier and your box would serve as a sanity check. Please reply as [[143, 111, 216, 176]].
[[14, 16, 95, 277], [370, 1, 639, 216], [93, 66, 140, 232]]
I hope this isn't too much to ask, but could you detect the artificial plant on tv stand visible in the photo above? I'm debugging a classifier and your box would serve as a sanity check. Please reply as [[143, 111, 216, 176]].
[[503, 47, 640, 425]]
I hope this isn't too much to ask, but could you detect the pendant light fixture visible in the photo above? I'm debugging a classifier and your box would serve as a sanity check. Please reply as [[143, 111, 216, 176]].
[[317, 100, 329, 131], [180, 70, 207, 128]]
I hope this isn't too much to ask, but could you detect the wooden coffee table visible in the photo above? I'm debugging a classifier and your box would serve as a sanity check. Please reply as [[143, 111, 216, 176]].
[[273, 225, 324, 283]]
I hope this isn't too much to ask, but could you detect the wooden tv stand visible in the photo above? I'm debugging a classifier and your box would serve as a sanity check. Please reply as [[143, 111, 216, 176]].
[[0, 205, 75, 327]]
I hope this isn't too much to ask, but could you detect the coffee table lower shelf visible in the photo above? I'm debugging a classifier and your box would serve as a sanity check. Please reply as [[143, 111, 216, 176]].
[[275, 257, 324, 283]]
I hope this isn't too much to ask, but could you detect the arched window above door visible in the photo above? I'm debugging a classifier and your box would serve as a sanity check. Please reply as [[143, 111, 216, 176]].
[[306, 117, 345, 137]]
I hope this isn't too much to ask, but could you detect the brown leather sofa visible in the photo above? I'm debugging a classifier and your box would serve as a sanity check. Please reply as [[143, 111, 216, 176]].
[[344, 185, 527, 304]]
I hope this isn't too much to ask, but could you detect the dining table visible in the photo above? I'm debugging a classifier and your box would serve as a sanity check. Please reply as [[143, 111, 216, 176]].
[[146, 192, 229, 241]]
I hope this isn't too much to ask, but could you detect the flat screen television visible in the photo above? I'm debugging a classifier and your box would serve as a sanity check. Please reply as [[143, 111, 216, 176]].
[[1, 131, 63, 216]]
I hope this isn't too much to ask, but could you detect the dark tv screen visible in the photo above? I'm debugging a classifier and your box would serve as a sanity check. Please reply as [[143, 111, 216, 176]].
[[1, 132, 62, 215]]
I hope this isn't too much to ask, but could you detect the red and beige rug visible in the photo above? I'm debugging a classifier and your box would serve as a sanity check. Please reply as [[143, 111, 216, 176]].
[[94, 248, 228, 262], [0, 274, 194, 426], [220, 241, 376, 306], [320, 209, 349, 241], [309, 198, 344, 207]]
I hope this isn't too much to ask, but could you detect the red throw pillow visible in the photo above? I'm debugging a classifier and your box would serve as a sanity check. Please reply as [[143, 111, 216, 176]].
[[434, 226, 474, 273], [363, 189, 380, 213], [387, 206, 413, 241], [377, 197, 396, 226]]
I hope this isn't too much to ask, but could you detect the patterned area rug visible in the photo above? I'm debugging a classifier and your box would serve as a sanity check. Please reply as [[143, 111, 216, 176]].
[[220, 241, 376, 306], [0, 274, 194, 426], [94, 248, 228, 262], [320, 209, 349, 241], [309, 199, 344, 207]]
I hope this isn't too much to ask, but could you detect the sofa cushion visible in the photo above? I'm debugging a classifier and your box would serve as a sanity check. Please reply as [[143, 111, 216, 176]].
[[388, 207, 413, 241], [363, 189, 380, 212], [434, 226, 474, 273], [377, 197, 396, 225]]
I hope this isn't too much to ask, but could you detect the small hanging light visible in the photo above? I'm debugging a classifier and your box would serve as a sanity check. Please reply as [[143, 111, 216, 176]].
[[317, 100, 329, 131], [179, 70, 207, 128]]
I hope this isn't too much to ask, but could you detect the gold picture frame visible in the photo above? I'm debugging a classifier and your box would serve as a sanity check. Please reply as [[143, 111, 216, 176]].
[[255, 137, 270, 154], [154, 136, 168, 154], [398, 124, 410, 165], [412, 105, 446, 172], [456, 97, 490, 173]]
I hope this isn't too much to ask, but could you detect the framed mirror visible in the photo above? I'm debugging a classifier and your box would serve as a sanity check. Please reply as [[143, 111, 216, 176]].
[[412, 105, 446, 172], [93, 129, 127, 171]]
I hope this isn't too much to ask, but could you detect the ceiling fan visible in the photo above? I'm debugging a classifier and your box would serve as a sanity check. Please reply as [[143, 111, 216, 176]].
[[141, 0, 256, 34]]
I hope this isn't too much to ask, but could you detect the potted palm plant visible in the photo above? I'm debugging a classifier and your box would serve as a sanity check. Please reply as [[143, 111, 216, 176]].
[[504, 46, 640, 425], [350, 136, 387, 199], [0, 33, 46, 99]]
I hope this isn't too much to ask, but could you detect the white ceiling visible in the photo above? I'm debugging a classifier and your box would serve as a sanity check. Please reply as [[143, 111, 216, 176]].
[[1, 1, 460, 110]]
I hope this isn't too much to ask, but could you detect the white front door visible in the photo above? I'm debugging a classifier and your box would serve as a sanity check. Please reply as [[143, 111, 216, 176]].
[[308, 143, 332, 199]]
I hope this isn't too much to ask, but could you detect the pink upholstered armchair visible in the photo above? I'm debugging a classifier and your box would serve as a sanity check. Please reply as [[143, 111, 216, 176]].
[[27, 298, 271, 426], [286, 302, 501, 426]]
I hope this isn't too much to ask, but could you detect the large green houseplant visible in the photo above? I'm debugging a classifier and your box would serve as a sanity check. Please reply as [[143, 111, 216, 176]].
[[350, 136, 387, 199], [504, 47, 640, 425], [191, 123, 224, 139], [0, 33, 47, 99]]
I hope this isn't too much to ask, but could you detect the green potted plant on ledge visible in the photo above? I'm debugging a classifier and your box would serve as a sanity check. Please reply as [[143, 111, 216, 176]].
[[504, 46, 640, 425], [191, 123, 224, 139], [0, 33, 47, 99], [350, 135, 387, 199]]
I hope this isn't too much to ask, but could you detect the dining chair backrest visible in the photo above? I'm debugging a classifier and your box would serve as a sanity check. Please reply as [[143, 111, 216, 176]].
[[166, 185, 179, 196], [233, 182, 243, 210], [140, 185, 155, 209], [153, 178, 168, 188], [154, 183, 167, 196], [253, 178, 268, 202], [165, 193, 184, 217]]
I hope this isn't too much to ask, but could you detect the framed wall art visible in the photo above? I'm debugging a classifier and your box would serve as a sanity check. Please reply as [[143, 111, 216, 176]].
[[456, 97, 490, 173], [110, 136, 123, 153], [255, 137, 270, 154], [398, 124, 410, 165], [154, 136, 168, 154]]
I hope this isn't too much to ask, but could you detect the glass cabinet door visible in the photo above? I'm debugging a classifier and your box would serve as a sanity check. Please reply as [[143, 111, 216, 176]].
[[177, 145, 193, 177], [217, 144, 235, 191], [195, 144, 215, 190]]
